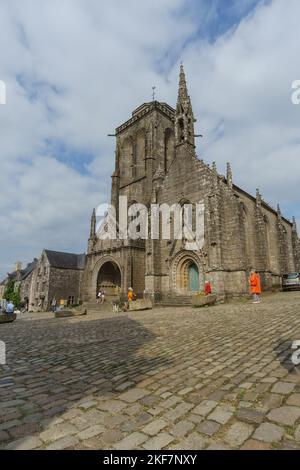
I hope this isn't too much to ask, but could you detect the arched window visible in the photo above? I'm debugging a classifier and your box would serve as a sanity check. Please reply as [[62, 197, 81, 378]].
[[164, 128, 174, 171], [120, 137, 133, 181], [178, 118, 184, 143], [263, 215, 272, 270], [136, 130, 146, 177], [240, 203, 254, 269]]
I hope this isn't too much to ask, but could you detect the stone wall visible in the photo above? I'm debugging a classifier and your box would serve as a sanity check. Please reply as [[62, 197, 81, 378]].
[[25, 251, 84, 311], [28, 255, 50, 311], [146, 139, 297, 299], [48, 267, 82, 308], [0, 285, 5, 299], [114, 104, 175, 211], [81, 243, 146, 302], [20, 271, 34, 307]]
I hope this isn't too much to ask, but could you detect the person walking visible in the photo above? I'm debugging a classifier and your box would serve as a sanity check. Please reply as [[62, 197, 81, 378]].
[[97, 290, 102, 304], [249, 269, 262, 303], [127, 287, 134, 303], [5, 301, 15, 315], [51, 298, 57, 312], [123, 287, 135, 312], [204, 281, 212, 296]]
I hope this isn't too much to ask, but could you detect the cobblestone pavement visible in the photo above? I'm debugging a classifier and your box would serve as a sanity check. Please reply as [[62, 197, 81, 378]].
[[1, 292, 300, 450]]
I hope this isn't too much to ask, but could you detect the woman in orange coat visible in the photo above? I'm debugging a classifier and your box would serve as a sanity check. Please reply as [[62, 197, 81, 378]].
[[249, 269, 262, 303]]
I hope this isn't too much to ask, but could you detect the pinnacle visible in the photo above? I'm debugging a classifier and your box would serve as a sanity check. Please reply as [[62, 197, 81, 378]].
[[177, 63, 190, 103]]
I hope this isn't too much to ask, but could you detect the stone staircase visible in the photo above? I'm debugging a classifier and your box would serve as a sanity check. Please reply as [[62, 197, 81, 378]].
[[83, 295, 194, 312], [156, 295, 194, 307], [81, 301, 115, 314]]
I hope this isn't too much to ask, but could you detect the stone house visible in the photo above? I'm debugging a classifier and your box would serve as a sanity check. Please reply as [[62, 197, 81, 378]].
[[0, 263, 24, 300], [28, 250, 86, 311], [19, 259, 38, 309], [0, 282, 5, 300]]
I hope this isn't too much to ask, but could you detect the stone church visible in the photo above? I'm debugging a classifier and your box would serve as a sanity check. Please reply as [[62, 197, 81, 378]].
[[81, 66, 300, 303]]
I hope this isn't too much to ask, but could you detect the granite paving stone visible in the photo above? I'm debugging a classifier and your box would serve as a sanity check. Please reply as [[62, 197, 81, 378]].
[[1, 292, 300, 450], [253, 423, 284, 443], [267, 406, 300, 426]]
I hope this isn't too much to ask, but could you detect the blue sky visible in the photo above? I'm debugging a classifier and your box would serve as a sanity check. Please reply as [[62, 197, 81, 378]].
[[0, 0, 299, 279], [184, 0, 265, 40]]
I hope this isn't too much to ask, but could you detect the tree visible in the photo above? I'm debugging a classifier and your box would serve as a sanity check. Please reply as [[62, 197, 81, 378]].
[[3, 280, 14, 301], [4, 280, 21, 307]]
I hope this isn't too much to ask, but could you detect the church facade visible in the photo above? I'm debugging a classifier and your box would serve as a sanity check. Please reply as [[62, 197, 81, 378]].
[[81, 66, 300, 303]]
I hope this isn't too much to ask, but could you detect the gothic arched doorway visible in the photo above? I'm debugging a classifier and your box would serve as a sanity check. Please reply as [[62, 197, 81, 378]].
[[173, 253, 202, 294], [97, 261, 121, 298], [188, 263, 199, 292]]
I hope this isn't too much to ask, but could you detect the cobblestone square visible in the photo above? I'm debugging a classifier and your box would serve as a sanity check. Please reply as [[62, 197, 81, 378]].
[[1, 292, 300, 450]]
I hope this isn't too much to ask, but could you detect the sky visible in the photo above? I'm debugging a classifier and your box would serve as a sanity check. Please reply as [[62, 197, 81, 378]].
[[0, 0, 299, 279]]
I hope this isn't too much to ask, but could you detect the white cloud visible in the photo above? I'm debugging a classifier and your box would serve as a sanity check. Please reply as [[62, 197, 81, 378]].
[[0, 0, 299, 278], [178, 0, 300, 219], [0, 0, 195, 277]]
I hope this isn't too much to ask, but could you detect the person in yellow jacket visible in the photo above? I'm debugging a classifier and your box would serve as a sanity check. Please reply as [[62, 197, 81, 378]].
[[127, 287, 134, 302], [123, 287, 135, 312]]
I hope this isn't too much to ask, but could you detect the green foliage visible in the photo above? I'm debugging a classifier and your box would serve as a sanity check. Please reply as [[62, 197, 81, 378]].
[[3, 280, 14, 301], [12, 290, 21, 308], [4, 280, 21, 307]]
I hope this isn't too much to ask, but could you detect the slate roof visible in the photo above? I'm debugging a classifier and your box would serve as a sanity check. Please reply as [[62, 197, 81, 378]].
[[44, 250, 86, 270], [0, 270, 18, 285], [1, 258, 38, 285], [20, 259, 38, 281]]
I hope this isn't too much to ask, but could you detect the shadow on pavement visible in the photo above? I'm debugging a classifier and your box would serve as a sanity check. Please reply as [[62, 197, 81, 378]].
[[273, 337, 300, 374], [0, 314, 172, 448]]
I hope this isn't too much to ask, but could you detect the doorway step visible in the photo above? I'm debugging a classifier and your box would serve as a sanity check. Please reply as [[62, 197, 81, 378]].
[[156, 295, 194, 307], [82, 301, 115, 314]]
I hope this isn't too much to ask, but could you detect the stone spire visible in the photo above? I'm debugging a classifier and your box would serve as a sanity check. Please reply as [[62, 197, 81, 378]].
[[292, 216, 298, 233], [256, 188, 262, 207], [90, 208, 96, 239], [212, 165, 219, 192], [177, 64, 189, 103], [226, 162, 233, 189], [277, 204, 282, 221], [175, 64, 196, 148]]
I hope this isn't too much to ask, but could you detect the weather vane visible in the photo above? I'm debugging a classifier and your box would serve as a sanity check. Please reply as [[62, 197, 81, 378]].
[[152, 86, 156, 101]]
